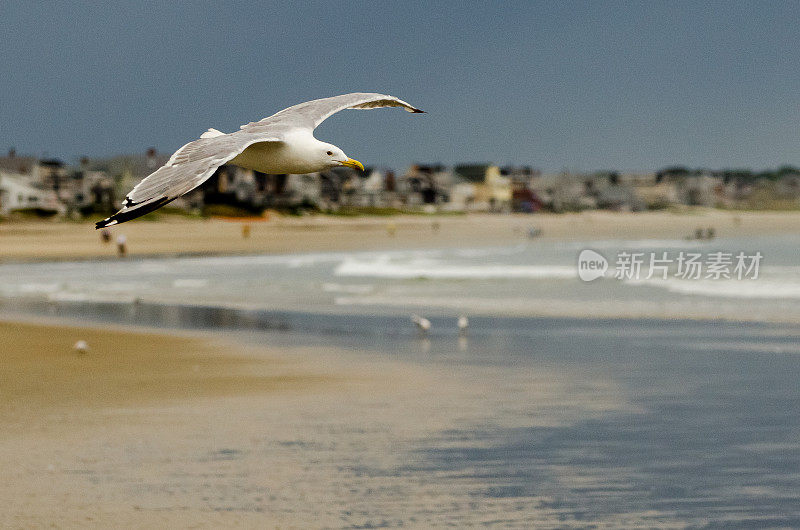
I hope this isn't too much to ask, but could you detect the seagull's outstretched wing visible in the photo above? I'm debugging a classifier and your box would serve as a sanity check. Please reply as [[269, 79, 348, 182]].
[[96, 132, 282, 228], [241, 93, 424, 132], [97, 93, 422, 229]]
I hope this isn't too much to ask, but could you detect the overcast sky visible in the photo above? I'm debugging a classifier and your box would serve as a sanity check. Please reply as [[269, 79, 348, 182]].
[[1, 1, 799, 171]]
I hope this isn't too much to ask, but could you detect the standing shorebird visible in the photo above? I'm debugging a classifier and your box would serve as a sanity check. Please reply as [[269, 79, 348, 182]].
[[411, 314, 431, 334]]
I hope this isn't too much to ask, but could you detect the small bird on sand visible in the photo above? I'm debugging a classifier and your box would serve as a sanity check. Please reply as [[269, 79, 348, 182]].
[[457, 315, 469, 333], [97, 93, 424, 228], [73, 340, 89, 354], [411, 314, 431, 333]]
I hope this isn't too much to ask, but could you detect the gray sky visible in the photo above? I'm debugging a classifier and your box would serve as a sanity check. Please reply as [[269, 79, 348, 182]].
[[1, 1, 798, 171]]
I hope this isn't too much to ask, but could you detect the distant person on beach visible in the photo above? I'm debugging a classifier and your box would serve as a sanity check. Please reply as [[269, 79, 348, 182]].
[[116, 234, 127, 257], [99, 228, 111, 244]]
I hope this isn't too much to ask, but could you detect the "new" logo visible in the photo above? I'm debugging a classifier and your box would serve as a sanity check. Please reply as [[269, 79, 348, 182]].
[[578, 249, 608, 282]]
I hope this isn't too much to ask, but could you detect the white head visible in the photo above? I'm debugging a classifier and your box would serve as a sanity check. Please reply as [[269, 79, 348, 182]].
[[314, 141, 364, 171]]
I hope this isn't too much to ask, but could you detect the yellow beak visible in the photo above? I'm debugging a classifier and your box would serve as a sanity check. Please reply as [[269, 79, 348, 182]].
[[339, 158, 364, 171]]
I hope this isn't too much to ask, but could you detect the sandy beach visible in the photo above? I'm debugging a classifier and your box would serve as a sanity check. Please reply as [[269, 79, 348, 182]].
[[0, 320, 339, 419], [3, 211, 800, 527], [0, 318, 633, 527], [0, 320, 407, 527], [2, 210, 800, 261], [5, 315, 800, 527], [3, 208, 800, 526]]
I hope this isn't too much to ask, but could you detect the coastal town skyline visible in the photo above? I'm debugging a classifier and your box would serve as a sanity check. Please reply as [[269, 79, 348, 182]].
[[3, 144, 800, 219]]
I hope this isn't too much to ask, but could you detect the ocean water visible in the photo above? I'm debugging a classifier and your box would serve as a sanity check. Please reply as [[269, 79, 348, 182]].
[[1, 234, 799, 321], [2, 236, 800, 526]]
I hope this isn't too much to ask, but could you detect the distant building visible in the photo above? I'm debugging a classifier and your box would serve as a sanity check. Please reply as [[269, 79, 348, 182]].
[[339, 167, 394, 208], [530, 172, 587, 212], [201, 165, 352, 211], [0, 149, 39, 177], [0, 170, 63, 215], [631, 181, 679, 209], [453, 164, 511, 212], [587, 172, 644, 211], [83, 148, 170, 205], [202, 165, 269, 211], [680, 173, 722, 206], [69, 160, 116, 213], [37, 159, 70, 200], [775, 172, 800, 199], [399, 164, 450, 207], [501, 166, 542, 212]]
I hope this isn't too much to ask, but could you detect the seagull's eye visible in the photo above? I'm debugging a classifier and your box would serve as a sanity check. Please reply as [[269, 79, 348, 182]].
[[327, 151, 333, 156]]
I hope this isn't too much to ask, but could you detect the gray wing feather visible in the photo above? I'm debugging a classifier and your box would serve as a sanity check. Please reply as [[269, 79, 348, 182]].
[[97, 92, 422, 228], [96, 132, 281, 228], [241, 93, 424, 132]]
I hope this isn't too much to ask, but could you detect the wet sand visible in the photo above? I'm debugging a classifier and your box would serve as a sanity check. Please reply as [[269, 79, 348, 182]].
[[0, 320, 344, 526], [0, 321, 337, 419], [4, 317, 800, 527], [0, 318, 632, 527], [3, 210, 800, 261]]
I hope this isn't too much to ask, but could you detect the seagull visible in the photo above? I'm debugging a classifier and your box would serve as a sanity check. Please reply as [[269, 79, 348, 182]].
[[96, 93, 424, 228], [73, 340, 89, 354], [457, 315, 469, 332], [411, 314, 431, 333]]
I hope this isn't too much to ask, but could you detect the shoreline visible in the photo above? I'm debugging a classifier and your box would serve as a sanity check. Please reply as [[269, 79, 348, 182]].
[[2, 299, 798, 525], [3, 313, 797, 526], [3, 210, 800, 262], [0, 320, 343, 422], [4, 295, 800, 341], [0, 318, 418, 527], [2, 316, 579, 527]]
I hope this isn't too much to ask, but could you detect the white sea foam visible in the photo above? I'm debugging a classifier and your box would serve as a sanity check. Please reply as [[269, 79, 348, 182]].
[[453, 244, 527, 258], [2, 237, 799, 322], [175, 249, 440, 269], [321, 282, 375, 294], [94, 282, 149, 292], [172, 278, 209, 288], [47, 291, 91, 302], [626, 277, 800, 299], [45, 291, 142, 304], [137, 262, 172, 273], [148, 245, 530, 270], [334, 258, 575, 280], [17, 283, 62, 293]]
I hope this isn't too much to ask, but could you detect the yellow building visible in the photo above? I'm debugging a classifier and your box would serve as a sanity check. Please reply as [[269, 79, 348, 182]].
[[453, 164, 511, 212]]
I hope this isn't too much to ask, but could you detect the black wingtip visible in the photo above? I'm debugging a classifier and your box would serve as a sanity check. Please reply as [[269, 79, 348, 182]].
[[94, 196, 174, 229], [412, 109, 426, 113]]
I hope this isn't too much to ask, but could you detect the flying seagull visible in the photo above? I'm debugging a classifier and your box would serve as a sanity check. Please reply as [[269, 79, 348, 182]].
[[96, 93, 424, 228]]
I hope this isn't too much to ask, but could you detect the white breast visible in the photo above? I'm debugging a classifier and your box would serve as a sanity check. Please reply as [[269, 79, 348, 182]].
[[231, 132, 321, 174]]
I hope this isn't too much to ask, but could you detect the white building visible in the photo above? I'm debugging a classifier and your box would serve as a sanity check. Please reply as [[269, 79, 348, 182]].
[[279, 173, 323, 206], [0, 171, 63, 215]]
